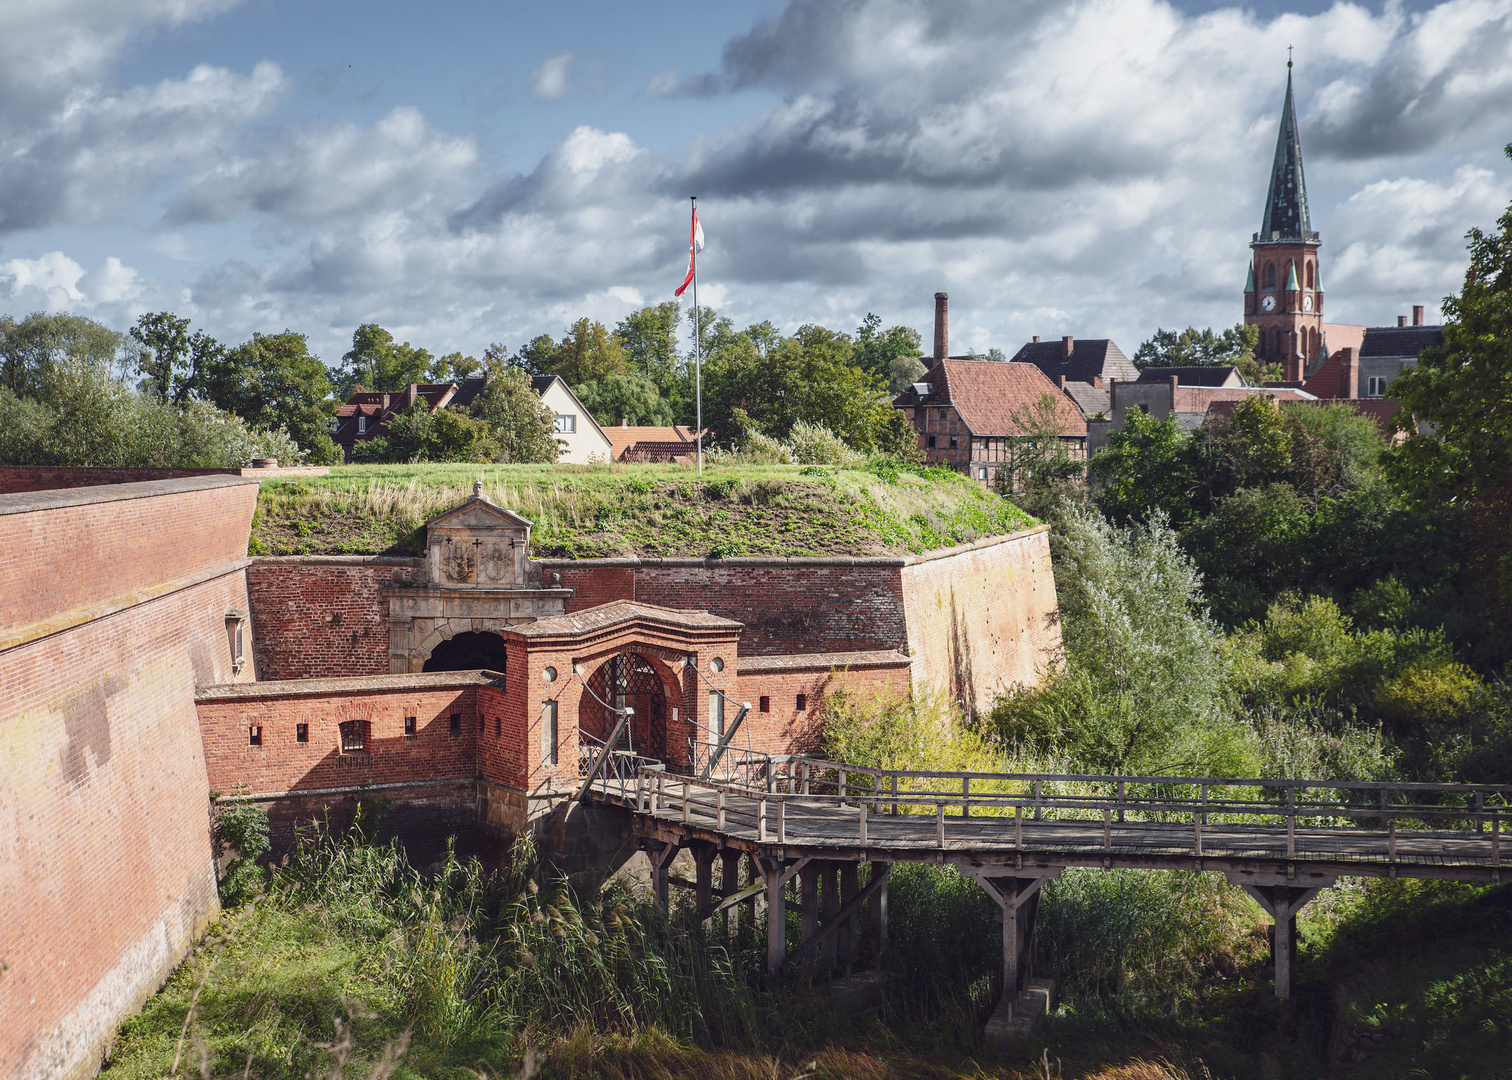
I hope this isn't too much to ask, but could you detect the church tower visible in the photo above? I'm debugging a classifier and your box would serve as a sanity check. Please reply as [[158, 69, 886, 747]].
[[1244, 62, 1323, 382]]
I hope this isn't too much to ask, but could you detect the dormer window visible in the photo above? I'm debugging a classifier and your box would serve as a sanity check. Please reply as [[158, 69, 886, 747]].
[[357, 415, 367, 434]]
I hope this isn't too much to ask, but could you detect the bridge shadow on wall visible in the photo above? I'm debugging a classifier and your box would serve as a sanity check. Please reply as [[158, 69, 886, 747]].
[[423, 631, 508, 673]]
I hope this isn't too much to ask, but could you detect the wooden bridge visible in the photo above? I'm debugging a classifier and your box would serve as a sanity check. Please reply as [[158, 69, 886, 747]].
[[582, 753, 1508, 1030]]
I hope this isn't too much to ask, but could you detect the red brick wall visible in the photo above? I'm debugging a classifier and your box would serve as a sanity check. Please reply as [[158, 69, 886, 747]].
[[246, 560, 399, 679], [629, 564, 907, 655], [899, 527, 1059, 715], [553, 566, 633, 613], [734, 662, 911, 757], [197, 683, 482, 796], [0, 479, 257, 1080], [1, 477, 257, 642], [0, 466, 236, 494]]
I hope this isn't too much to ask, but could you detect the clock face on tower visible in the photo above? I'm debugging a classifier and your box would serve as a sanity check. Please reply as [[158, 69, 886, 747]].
[[1303, 294, 1314, 312], [1261, 294, 1277, 312]]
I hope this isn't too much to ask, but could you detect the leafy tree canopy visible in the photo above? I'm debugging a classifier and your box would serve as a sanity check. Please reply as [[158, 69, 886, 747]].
[[335, 323, 435, 396], [1134, 323, 1277, 384], [853, 313, 925, 392], [574, 373, 674, 428], [0, 311, 123, 398], [206, 332, 338, 464], [472, 368, 562, 464]]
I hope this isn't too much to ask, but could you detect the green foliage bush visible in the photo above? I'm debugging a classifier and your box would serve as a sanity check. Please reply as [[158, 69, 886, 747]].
[[212, 801, 270, 907]]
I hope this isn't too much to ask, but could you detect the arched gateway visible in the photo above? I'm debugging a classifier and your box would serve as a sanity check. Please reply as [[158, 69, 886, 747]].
[[580, 651, 669, 762], [383, 483, 573, 673]]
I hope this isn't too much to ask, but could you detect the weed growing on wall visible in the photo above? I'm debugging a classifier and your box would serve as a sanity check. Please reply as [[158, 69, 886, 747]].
[[210, 797, 269, 907]]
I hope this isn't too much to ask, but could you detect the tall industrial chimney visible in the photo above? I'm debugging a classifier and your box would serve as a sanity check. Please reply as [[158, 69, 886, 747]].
[[934, 292, 949, 362]]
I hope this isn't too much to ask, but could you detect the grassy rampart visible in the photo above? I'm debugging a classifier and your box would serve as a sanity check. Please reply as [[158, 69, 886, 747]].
[[248, 461, 1037, 559]]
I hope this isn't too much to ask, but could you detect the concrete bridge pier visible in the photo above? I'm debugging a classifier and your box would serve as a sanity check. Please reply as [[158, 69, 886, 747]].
[[1229, 873, 1336, 999]]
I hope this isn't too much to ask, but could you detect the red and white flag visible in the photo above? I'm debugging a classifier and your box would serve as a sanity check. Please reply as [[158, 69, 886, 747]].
[[674, 208, 704, 296]]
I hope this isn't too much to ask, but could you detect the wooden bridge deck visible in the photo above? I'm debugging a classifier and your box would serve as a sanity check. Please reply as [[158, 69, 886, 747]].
[[587, 758, 1507, 883], [579, 755, 1509, 1007]]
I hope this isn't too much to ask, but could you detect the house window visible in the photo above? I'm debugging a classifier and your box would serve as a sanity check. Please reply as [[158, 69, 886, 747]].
[[449, 713, 461, 736], [543, 700, 558, 765], [978, 467, 988, 480], [709, 691, 725, 740], [938, 408, 949, 421], [796, 693, 807, 712], [554, 414, 576, 433], [404, 715, 417, 739], [1367, 376, 1389, 397], [357, 415, 367, 434], [948, 436, 958, 449], [759, 695, 771, 713], [339, 720, 365, 752], [329, 417, 340, 433], [296, 723, 309, 743], [1138, 404, 1150, 414], [249, 725, 262, 746], [927, 435, 937, 449]]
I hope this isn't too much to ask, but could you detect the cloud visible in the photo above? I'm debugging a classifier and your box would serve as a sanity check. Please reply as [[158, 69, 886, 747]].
[[1308, 0, 1512, 160], [1, 251, 144, 310], [528, 51, 575, 101], [167, 106, 477, 223], [0, 62, 285, 233], [644, 69, 721, 99]]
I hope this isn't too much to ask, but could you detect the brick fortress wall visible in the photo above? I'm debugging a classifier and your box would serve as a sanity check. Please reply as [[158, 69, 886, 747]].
[[247, 529, 1058, 716], [0, 476, 259, 1080]]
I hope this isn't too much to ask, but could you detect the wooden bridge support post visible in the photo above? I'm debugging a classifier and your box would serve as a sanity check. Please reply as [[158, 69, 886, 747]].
[[1230, 876, 1334, 1000], [647, 841, 680, 911], [800, 861, 821, 961], [821, 862, 840, 972], [693, 844, 718, 918], [765, 862, 787, 977], [839, 862, 858, 972], [721, 849, 742, 935], [744, 853, 761, 932], [965, 870, 1061, 1004], [872, 861, 889, 953]]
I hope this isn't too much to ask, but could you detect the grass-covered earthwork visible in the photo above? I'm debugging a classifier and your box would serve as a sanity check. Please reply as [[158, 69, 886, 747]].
[[247, 461, 1037, 559]]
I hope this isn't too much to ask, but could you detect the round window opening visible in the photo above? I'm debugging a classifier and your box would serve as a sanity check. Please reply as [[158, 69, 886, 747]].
[[543, 666, 558, 683], [711, 657, 725, 672]]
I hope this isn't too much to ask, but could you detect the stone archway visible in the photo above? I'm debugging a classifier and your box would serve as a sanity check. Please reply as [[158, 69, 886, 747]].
[[421, 630, 508, 673]]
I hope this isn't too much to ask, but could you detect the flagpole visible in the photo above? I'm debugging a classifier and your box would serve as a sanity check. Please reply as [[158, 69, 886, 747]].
[[691, 195, 702, 476]]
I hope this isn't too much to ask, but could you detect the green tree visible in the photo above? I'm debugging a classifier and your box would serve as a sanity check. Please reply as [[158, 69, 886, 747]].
[[128, 311, 191, 403], [0, 311, 124, 398], [1134, 323, 1274, 383], [550, 318, 626, 386], [376, 403, 495, 463], [335, 324, 434, 396], [1090, 409, 1193, 526], [432, 351, 483, 382], [574, 373, 674, 427], [854, 313, 925, 392], [472, 368, 561, 463], [617, 303, 682, 382], [1388, 145, 1512, 635], [1187, 395, 1292, 512], [204, 332, 338, 463]]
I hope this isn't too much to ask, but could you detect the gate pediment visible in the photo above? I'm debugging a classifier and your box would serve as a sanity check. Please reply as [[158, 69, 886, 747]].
[[422, 484, 533, 588]]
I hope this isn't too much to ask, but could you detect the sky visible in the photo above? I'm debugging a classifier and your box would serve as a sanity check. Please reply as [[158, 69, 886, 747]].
[[1, 0, 1510, 366]]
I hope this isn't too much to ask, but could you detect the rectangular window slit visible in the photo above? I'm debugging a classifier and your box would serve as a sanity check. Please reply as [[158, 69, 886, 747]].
[[796, 693, 807, 712], [404, 715, 417, 739], [450, 713, 462, 736], [296, 723, 308, 743], [544, 700, 558, 765], [759, 695, 770, 713], [249, 725, 262, 746]]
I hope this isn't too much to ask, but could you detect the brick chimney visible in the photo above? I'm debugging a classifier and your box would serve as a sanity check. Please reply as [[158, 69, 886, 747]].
[[1397, 315, 1408, 327], [933, 292, 949, 362], [1340, 347, 1358, 400], [621, 418, 628, 428], [1062, 335, 1075, 359], [1168, 374, 1179, 407], [1056, 375, 1067, 390], [1032, 335, 1040, 343], [1413, 305, 1424, 326]]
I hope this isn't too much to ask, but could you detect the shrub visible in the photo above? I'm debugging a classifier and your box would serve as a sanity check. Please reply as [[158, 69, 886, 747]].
[[212, 800, 270, 907]]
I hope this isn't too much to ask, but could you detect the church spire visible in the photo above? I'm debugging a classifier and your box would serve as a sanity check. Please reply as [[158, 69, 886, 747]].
[[1259, 63, 1313, 241]]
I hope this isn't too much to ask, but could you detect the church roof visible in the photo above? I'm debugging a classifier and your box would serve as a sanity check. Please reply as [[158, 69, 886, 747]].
[[1259, 68, 1314, 242]]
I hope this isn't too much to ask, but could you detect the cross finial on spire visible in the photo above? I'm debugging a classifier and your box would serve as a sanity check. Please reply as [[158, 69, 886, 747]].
[[1288, 45, 1293, 69]]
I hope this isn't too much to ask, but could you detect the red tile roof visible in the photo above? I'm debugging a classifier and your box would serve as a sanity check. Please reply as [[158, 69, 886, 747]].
[[604, 425, 696, 460], [912, 360, 1087, 437]]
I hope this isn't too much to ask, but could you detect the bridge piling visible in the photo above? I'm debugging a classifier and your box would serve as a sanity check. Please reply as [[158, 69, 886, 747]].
[[1230, 876, 1334, 999]]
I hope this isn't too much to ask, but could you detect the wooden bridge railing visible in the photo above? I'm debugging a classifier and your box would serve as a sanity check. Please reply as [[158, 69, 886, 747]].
[[607, 755, 1510, 871]]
